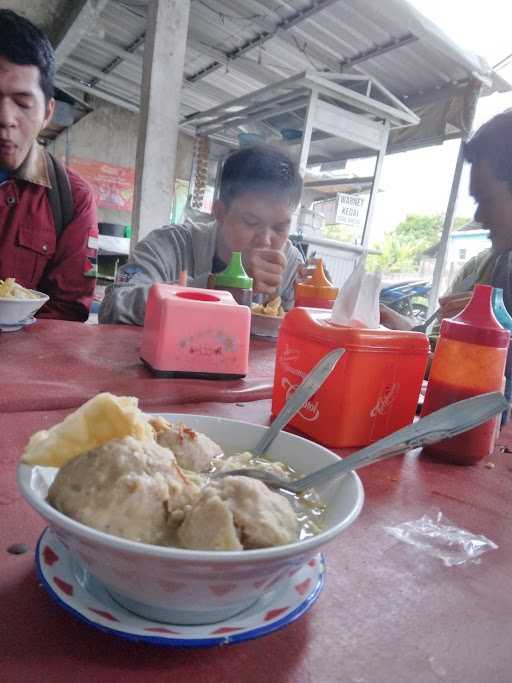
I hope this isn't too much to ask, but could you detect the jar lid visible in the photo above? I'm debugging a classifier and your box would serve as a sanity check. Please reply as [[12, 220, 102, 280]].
[[441, 284, 510, 347], [213, 251, 253, 289], [295, 259, 339, 301]]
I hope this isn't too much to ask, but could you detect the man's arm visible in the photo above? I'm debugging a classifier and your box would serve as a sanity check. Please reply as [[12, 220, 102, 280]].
[[381, 251, 495, 332], [37, 171, 97, 322], [379, 303, 417, 330], [433, 250, 493, 332], [99, 227, 185, 325]]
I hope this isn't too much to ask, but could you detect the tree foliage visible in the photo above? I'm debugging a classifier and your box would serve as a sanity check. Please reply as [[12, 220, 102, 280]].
[[366, 214, 469, 273]]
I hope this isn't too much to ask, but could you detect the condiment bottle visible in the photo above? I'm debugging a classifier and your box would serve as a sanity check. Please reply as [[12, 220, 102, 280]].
[[213, 251, 253, 307], [492, 287, 512, 425], [421, 284, 510, 465], [295, 259, 339, 309]]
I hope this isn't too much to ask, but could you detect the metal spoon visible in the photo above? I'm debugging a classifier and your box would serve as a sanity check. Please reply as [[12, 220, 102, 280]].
[[218, 392, 508, 494], [252, 347, 345, 457], [411, 307, 440, 333]]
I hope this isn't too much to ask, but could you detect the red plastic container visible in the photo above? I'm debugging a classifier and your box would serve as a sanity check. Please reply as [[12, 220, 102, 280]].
[[140, 283, 250, 379], [272, 307, 429, 448], [421, 284, 509, 465]]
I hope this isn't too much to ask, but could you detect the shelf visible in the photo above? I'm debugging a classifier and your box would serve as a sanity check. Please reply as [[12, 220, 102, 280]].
[[98, 235, 130, 256]]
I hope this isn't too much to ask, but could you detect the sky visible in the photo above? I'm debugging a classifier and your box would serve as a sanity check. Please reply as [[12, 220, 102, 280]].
[[354, 0, 512, 247]]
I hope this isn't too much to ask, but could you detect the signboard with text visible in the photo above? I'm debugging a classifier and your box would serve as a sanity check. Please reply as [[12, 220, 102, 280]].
[[335, 192, 368, 230], [68, 157, 135, 213]]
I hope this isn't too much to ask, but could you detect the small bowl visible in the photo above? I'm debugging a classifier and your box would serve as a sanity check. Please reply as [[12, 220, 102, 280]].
[[0, 316, 38, 332], [18, 414, 364, 625], [0, 291, 48, 325], [250, 312, 283, 340]]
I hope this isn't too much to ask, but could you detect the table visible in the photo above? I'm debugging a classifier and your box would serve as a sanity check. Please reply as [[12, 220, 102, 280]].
[[2, 399, 511, 682], [0, 319, 277, 412]]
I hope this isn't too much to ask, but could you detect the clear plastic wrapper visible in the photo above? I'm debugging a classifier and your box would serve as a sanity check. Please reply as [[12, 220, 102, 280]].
[[384, 511, 498, 566]]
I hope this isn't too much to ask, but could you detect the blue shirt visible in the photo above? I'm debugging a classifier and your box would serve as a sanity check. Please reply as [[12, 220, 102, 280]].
[[0, 168, 11, 184]]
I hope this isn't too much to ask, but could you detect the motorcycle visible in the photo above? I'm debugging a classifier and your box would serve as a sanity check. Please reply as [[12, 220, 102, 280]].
[[379, 280, 431, 321]]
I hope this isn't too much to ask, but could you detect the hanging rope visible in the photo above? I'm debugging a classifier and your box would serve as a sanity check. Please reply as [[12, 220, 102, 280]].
[[191, 136, 210, 210]]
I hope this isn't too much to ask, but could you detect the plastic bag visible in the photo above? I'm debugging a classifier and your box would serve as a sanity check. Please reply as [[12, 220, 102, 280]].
[[384, 511, 498, 566], [330, 257, 381, 329]]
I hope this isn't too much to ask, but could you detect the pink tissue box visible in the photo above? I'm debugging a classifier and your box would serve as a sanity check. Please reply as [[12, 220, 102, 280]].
[[140, 284, 250, 378]]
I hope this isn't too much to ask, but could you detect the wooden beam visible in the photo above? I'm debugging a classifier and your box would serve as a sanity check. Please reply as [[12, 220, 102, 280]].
[[54, 0, 110, 66], [54, 75, 140, 113], [304, 177, 374, 189], [186, 0, 341, 84]]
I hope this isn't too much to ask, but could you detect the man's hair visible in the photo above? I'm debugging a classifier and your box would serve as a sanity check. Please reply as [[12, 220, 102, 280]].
[[463, 110, 512, 185], [0, 9, 55, 103], [219, 145, 303, 208]]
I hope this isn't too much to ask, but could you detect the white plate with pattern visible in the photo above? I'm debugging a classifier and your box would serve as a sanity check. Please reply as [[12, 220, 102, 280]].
[[36, 527, 325, 648]]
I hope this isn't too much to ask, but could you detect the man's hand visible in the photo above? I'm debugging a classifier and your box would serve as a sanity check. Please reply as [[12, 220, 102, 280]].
[[438, 292, 472, 320], [379, 303, 415, 330], [243, 248, 287, 295]]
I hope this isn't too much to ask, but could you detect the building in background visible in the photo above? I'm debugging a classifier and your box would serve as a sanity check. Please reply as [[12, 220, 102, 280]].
[[420, 226, 490, 293]]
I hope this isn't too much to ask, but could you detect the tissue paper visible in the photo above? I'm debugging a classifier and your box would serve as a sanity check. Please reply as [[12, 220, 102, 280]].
[[331, 258, 381, 328]]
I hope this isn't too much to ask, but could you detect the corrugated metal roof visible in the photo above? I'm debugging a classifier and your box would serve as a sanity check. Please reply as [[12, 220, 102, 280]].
[[53, 0, 510, 151]]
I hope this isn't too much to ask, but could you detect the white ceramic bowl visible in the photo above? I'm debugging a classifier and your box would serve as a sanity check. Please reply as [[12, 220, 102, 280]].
[[0, 291, 49, 324], [17, 414, 364, 625]]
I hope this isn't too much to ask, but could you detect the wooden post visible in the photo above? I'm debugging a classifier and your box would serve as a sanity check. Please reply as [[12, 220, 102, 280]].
[[131, 0, 191, 244], [294, 89, 318, 237], [427, 141, 466, 313], [428, 82, 481, 313], [360, 120, 389, 249], [298, 88, 318, 176]]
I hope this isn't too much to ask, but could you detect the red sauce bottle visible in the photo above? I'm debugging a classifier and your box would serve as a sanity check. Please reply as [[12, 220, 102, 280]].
[[421, 284, 510, 465], [295, 259, 339, 309]]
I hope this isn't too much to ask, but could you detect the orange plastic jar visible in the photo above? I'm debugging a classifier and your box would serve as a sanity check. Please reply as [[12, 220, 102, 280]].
[[295, 259, 338, 309], [421, 284, 509, 465], [272, 307, 429, 448]]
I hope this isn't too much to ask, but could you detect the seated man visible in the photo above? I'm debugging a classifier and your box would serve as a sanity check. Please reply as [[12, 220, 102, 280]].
[[380, 110, 512, 330], [99, 145, 304, 325], [0, 10, 98, 321]]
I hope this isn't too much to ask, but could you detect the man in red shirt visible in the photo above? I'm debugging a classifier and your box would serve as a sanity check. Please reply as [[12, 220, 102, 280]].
[[0, 10, 97, 321]]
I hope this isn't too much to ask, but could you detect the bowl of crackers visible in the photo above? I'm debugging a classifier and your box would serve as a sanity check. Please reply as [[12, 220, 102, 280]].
[[0, 278, 49, 325], [250, 296, 285, 339]]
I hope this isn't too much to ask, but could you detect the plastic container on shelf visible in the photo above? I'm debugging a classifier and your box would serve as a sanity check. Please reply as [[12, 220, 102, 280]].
[[212, 252, 253, 307], [272, 306, 429, 448], [295, 259, 339, 309], [421, 284, 510, 465], [98, 222, 125, 237]]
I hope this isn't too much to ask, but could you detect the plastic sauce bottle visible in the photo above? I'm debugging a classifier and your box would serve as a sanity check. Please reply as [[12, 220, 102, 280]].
[[295, 259, 339, 309], [213, 251, 253, 307], [493, 287, 512, 424], [421, 284, 510, 465]]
